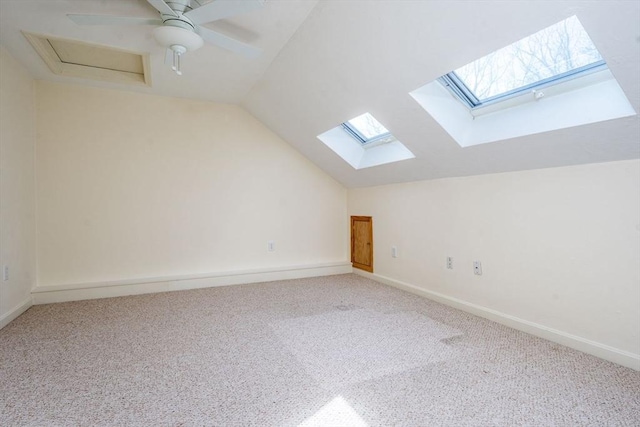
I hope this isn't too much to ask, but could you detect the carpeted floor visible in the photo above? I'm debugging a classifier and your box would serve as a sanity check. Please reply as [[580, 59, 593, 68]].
[[1, 273, 638, 426]]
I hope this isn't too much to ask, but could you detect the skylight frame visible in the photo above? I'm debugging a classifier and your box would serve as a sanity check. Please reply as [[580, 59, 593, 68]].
[[439, 15, 608, 110], [341, 113, 393, 145], [440, 60, 607, 109]]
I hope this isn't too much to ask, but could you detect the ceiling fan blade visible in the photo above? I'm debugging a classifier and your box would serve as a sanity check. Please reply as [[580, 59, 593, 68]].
[[146, 0, 179, 17], [185, 0, 264, 25], [198, 26, 262, 58], [68, 14, 162, 26]]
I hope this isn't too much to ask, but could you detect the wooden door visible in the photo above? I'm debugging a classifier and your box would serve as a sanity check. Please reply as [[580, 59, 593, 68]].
[[351, 216, 373, 272]]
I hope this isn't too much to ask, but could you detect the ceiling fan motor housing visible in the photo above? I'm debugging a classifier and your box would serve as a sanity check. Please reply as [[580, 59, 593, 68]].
[[153, 25, 203, 52], [152, 0, 202, 52]]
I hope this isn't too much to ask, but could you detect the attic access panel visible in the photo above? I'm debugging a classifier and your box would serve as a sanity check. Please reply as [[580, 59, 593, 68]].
[[442, 15, 605, 108], [24, 32, 151, 86], [48, 39, 144, 74]]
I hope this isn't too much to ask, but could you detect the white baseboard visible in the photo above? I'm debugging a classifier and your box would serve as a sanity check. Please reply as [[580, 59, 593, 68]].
[[355, 270, 640, 371], [0, 296, 33, 330], [31, 262, 353, 305]]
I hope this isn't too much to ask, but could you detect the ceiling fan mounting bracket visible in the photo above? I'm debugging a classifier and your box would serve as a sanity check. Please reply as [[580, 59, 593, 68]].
[[164, 0, 193, 14], [160, 14, 196, 31]]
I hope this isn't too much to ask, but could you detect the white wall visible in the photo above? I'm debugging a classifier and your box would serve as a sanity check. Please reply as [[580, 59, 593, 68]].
[[0, 46, 36, 326], [349, 160, 640, 367], [35, 81, 348, 289]]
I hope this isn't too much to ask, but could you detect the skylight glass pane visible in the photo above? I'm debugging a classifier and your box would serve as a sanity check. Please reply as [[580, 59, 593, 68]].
[[453, 15, 604, 101], [347, 113, 390, 140]]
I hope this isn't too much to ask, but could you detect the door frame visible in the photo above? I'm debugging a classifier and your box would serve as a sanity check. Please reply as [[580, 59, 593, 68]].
[[351, 216, 373, 273]]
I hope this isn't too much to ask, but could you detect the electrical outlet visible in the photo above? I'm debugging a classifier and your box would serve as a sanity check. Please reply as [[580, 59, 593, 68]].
[[391, 246, 398, 258], [473, 261, 482, 275], [2, 265, 8, 281], [267, 241, 275, 252], [446, 257, 453, 269]]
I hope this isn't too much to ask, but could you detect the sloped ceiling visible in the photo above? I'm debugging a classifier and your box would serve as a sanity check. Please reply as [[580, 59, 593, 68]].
[[242, 1, 640, 187], [1, 0, 638, 188]]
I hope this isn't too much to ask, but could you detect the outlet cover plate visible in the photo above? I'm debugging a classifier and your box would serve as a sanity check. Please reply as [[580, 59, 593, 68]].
[[473, 261, 482, 275]]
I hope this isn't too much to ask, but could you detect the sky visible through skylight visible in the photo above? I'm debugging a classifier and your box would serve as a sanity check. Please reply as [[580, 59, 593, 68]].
[[454, 15, 603, 101], [347, 113, 390, 140]]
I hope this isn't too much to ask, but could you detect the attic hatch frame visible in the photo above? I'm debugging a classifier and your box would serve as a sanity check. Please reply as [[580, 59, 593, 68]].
[[23, 32, 151, 87]]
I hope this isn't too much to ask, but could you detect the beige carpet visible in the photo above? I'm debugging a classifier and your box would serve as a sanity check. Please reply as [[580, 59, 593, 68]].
[[1, 273, 638, 426]]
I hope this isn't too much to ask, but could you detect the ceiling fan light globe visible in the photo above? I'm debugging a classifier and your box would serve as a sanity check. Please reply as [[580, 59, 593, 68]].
[[153, 26, 203, 52]]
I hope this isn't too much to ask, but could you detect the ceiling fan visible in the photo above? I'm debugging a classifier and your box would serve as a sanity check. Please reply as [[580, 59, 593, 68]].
[[68, 0, 264, 75]]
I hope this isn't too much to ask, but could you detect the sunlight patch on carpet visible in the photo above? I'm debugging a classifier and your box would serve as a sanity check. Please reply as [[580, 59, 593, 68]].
[[271, 309, 462, 387], [298, 395, 368, 427]]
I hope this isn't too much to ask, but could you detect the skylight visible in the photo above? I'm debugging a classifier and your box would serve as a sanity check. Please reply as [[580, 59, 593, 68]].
[[318, 113, 415, 169], [410, 15, 636, 148], [342, 112, 393, 145], [440, 16, 606, 108]]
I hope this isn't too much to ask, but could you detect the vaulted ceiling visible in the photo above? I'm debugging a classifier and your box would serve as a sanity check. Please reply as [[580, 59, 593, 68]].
[[1, 0, 638, 188]]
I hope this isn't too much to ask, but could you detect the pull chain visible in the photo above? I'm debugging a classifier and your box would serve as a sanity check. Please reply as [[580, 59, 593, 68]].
[[172, 50, 183, 76], [168, 45, 187, 76]]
